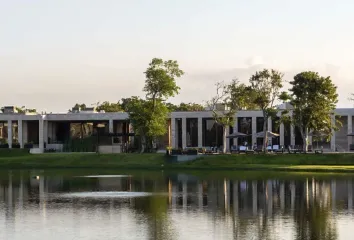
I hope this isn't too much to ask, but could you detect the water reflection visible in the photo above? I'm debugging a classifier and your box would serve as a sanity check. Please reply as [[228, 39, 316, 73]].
[[0, 172, 353, 239]]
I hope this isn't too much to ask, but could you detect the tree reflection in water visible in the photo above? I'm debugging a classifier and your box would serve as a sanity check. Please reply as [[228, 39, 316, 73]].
[[0, 172, 351, 239]]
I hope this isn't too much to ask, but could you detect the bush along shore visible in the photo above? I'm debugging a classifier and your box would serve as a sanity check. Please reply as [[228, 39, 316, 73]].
[[0, 150, 354, 172]]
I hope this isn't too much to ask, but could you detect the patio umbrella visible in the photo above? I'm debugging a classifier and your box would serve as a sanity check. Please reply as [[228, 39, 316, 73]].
[[226, 132, 248, 138], [255, 131, 280, 138]]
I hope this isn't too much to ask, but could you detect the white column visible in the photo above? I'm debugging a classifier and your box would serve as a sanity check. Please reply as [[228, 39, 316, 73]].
[[43, 120, 48, 144], [348, 115, 352, 151], [198, 117, 203, 148], [182, 118, 187, 149], [268, 117, 272, 146], [280, 123, 285, 146], [171, 118, 176, 148], [331, 115, 336, 151], [226, 125, 230, 152], [18, 120, 23, 148], [23, 121, 28, 144], [109, 119, 114, 133], [233, 117, 238, 146], [290, 125, 295, 146], [39, 119, 44, 152], [7, 120, 12, 148], [252, 117, 257, 146], [308, 135, 313, 147]]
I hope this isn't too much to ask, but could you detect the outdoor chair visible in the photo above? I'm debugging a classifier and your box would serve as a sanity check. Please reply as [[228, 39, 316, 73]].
[[230, 145, 238, 153], [273, 145, 284, 153], [238, 146, 247, 153], [266, 145, 272, 152]]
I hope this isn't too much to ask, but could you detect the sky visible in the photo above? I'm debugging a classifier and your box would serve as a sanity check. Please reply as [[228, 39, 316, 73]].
[[0, 0, 354, 112]]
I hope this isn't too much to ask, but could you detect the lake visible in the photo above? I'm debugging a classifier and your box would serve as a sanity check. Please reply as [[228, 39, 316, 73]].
[[0, 170, 353, 240]]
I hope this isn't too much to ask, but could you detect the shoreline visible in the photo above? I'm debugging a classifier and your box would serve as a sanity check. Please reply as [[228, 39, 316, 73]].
[[0, 152, 354, 173]]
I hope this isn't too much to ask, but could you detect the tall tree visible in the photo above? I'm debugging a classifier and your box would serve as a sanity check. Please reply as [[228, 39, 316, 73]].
[[207, 80, 251, 153], [281, 71, 339, 152], [128, 58, 184, 152], [249, 69, 284, 152], [126, 97, 169, 152], [143, 58, 184, 108]]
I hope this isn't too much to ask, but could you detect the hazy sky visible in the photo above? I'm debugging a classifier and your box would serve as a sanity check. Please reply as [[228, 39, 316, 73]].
[[1, 0, 354, 112]]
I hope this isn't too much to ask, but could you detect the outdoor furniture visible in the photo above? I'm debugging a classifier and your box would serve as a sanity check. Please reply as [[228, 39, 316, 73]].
[[273, 145, 284, 153], [230, 145, 238, 153], [266, 146, 272, 152], [246, 148, 255, 154], [238, 146, 247, 153], [288, 146, 301, 154]]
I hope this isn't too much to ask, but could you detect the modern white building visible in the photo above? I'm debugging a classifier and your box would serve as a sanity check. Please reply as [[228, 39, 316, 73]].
[[0, 105, 353, 153]]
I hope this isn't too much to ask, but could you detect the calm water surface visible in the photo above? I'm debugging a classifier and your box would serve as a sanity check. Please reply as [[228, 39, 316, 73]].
[[0, 171, 353, 240]]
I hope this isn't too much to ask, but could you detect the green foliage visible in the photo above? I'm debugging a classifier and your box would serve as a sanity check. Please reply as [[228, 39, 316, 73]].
[[249, 69, 284, 113], [286, 71, 339, 143], [69, 103, 87, 112], [127, 58, 183, 151], [143, 58, 184, 102], [166, 102, 205, 111], [249, 69, 285, 151], [96, 101, 123, 112], [228, 80, 259, 110], [126, 97, 169, 146], [15, 106, 37, 113]]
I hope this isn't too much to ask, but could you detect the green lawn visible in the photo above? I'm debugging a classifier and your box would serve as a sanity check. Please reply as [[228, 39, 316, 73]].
[[0, 150, 354, 173]]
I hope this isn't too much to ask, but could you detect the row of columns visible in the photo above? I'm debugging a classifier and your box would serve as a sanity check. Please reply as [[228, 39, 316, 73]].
[[6, 117, 120, 152], [171, 115, 354, 151], [171, 116, 300, 149]]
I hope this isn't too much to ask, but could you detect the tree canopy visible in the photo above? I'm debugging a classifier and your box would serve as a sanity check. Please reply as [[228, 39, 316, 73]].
[[96, 101, 123, 112], [282, 71, 339, 151], [143, 58, 184, 104], [207, 80, 252, 153], [127, 58, 184, 152], [249, 69, 284, 151], [166, 102, 205, 112]]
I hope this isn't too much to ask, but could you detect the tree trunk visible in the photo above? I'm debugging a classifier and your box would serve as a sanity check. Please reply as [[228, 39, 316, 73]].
[[223, 126, 227, 153], [301, 128, 309, 153], [263, 116, 268, 153], [140, 135, 146, 153]]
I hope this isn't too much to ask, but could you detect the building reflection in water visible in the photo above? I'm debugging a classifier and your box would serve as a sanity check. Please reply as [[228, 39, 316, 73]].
[[0, 173, 353, 239]]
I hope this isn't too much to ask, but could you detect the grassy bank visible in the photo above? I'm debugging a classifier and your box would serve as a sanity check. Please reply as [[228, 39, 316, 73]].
[[1, 151, 354, 172]]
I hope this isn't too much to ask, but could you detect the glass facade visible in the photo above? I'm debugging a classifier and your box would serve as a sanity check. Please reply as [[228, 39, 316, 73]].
[[202, 118, 223, 148], [238, 117, 252, 146], [186, 118, 198, 147]]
